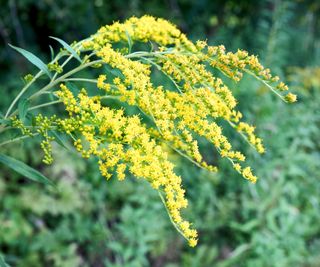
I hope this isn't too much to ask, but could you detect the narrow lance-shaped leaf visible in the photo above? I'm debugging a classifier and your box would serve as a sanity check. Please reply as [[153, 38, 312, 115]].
[[50, 130, 71, 150], [49, 45, 55, 61], [66, 82, 80, 95], [0, 254, 10, 267], [18, 98, 29, 122], [8, 44, 52, 78], [0, 118, 10, 125], [0, 153, 55, 187], [49, 36, 82, 62], [125, 30, 133, 54]]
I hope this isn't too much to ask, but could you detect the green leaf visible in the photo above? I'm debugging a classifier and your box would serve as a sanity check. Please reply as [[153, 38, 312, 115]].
[[49, 36, 82, 62], [50, 131, 70, 150], [103, 65, 124, 79], [125, 30, 133, 53], [0, 153, 55, 187], [0, 254, 10, 267], [8, 44, 52, 78], [48, 91, 56, 101], [65, 82, 80, 95], [0, 118, 10, 125], [148, 41, 154, 52], [18, 98, 29, 122], [49, 45, 55, 61]]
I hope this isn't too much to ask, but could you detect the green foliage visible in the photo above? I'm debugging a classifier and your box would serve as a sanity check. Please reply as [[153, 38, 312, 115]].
[[49, 36, 82, 63], [0, 154, 54, 186], [8, 44, 51, 78], [17, 98, 29, 122], [0, 147, 173, 267]]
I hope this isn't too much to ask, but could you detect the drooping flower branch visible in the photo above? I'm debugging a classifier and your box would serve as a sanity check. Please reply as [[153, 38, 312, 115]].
[[1, 16, 297, 247]]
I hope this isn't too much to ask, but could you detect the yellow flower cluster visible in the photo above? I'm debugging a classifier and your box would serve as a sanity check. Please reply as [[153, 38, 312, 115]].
[[78, 16, 296, 243], [12, 16, 297, 246], [55, 83, 198, 246], [204, 45, 296, 103], [83, 15, 195, 51], [88, 18, 264, 184]]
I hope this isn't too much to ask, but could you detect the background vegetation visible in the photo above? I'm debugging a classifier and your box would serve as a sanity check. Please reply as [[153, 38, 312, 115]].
[[0, 0, 320, 266]]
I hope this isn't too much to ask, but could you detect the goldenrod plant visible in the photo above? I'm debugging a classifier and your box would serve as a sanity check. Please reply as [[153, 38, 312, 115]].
[[0, 15, 296, 247]]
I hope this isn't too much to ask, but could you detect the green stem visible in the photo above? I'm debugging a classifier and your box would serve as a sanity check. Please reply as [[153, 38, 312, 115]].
[[158, 191, 188, 241], [28, 100, 62, 111], [64, 78, 97, 83], [51, 54, 73, 81], [167, 143, 215, 172], [100, 95, 120, 100], [4, 39, 91, 120], [6, 50, 169, 119], [125, 50, 177, 59], [243, 69, 287, 102], [140, 56, 183, 94], [4, 71, 43, 118], [4, 44, 80, 119], [227, 120, 257, 151], [0, 133, 39, 147]]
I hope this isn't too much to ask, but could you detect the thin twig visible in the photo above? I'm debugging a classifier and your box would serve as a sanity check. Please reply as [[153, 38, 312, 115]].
[[0, 133, 39, 147]]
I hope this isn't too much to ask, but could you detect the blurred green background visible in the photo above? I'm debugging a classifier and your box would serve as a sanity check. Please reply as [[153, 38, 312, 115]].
[[1, 0, 320, 266]]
